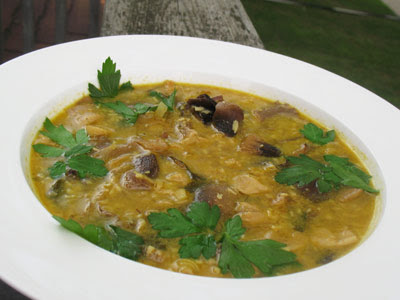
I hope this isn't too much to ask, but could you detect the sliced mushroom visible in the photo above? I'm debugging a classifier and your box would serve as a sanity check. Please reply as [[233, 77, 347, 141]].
[[240, 134, 281, 157], [85, 125, 113, 137], [311, 228, 358, 248], [165, 172, 191, 186], [121, 170, 153, 190], [235, 202, 271, 227], [337, 188, 363, 202], [67, 104, 103, 128], [145, 245, 167, 263], [168, 156, 207, 192], [168, 156, 203, 180], [232, 174, 269, 195], [317, 252, 335, 265], [285, 232, 309, 252], [211, 95, 224, 103], [253, 102, 299, 121], [134, 153, 159, 178], [187, 94, 217, 124], [292, 143, 311, 156], [297, 180, 328, 203], [212, 102, 244, 137], [65, 169, 79, 179], [46, 179, 64, 198], [96, 203, 115, 217], [135, 138, 168, 153], [194, 183, 238, 215], [272, 192, 290, 206], [94, 139, 138, 161], [90, 135, 112, 149]]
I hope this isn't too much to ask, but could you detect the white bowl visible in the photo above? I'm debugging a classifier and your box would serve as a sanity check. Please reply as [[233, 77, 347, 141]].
[[0, 35, 399, 300]]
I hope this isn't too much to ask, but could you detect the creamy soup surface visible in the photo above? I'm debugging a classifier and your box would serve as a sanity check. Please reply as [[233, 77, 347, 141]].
[[30, 80, 376, 278]]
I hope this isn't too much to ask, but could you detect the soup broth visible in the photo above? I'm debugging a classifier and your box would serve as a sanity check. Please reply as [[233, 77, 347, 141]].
[[30, 80, 376, 278]]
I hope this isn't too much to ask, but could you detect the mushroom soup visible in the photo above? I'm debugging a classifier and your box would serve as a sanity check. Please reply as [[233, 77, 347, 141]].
[[29, 60, 378, 278]]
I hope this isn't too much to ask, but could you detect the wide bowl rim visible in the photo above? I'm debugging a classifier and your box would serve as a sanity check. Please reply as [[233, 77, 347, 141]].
[[0, 35, 399, 300]]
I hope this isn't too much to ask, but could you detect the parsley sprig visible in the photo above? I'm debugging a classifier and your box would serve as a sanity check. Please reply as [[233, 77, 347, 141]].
[[300, 123, 335, 145], [54, 216, 143, 260], [149, 89, 177, 111], [88, 57, 133, 98], [148, 202, 219, 259], [275, 154, 379, 194], [94, 90, 177, 125], [94, 100, 157, 124], [148, 202, 297, 278], [219, 216, 297, 278], [89, 58, 177, 124], [33, 118, 108, 179]]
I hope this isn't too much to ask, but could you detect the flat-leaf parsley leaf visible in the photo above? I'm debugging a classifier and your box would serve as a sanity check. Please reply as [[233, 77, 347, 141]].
[[149, 89, 177, 111], [54, 216, 143, 260], [94, 99, 157, 125], [300, 123, 335, 145], [218, 216, 297, 278], [275, 154, 378, 193], [32, 118, 108, 179], [88, 57, 133, 98], [148, 202, 297, 278], [179, 234, 217, 259], [148, 207, 201, 238]]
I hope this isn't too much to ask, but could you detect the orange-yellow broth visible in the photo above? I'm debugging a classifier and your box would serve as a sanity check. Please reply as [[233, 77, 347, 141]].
[[30, 81, 376, 277]]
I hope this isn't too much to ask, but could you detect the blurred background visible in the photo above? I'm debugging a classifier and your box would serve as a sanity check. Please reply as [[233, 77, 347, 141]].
[[0, 0, 399, 108]]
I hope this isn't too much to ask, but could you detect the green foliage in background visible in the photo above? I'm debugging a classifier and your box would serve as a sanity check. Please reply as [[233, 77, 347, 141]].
[[242, 0, 400, 108]]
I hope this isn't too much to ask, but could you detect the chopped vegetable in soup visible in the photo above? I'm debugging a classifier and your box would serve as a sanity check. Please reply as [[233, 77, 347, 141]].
[[29, 58, 377, 278]]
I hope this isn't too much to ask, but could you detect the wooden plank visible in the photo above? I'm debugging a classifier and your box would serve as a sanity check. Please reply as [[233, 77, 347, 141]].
[[22, 0, 34, 53], [55, 0, 66, 44], [101, 0, 264, 49], [35, 0, 56, 45], [381, 0, 400, 15], [0, 0, 3, 62], [89, 0, 100, 37], [66, 0, 89, 36]]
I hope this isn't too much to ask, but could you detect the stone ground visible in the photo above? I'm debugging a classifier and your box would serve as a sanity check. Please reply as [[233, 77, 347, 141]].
[[1, 0, 104, 63], [382, 0, 400, 15]]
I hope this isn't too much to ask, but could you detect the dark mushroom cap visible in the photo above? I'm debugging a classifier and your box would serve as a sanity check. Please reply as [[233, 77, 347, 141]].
[[187, 94, 217, 124], [134, 153, 159, 178], [168, 156, 203, 180], [194, 183, 238, 216], [240, 134, 281, 157], [259, 142, 281, 157], [121, 170, 153, 190], [297, 180, 328, 203], [212, 102, 244, 137], [253, 102, 299, 121], [46, 179, 64, 198]]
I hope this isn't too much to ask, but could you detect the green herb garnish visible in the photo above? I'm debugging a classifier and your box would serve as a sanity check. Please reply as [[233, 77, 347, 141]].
[[219, 216, 297, 278], [88, 58, 176, 124], [33, 118, 108, 179], [53, 216, 143, 260], [148, 202, 218, 260], [88, 57, 133, 98], [149, 89, 177, 111], [94, 100, 157, 124], [275, 154, 378, 193], [300, 123, 335, 145], [148, 202, 297, 278], [95, 90, 176, 125], [179, 234, 217, 260]]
